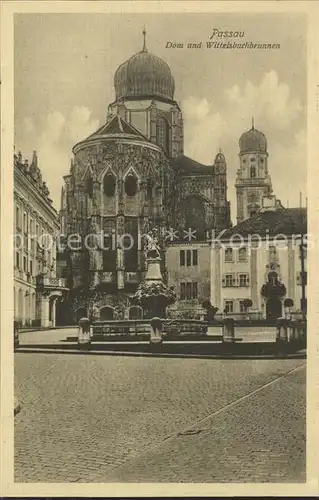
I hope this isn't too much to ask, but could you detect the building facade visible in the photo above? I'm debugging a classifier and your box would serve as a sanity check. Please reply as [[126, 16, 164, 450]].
[[166, 241, 211, 319], [211, 196, 307, 320], [14, 151, 68, 327], [59, 33, 231, 322]]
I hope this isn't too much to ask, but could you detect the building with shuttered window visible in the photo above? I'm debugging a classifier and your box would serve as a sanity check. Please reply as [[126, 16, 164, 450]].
[[210, 196, 307, 320]]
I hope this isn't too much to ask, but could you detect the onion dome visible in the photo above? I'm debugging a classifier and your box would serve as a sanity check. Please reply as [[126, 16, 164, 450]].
[[239, 119, 267, 153], [114, 30, 175, 102]]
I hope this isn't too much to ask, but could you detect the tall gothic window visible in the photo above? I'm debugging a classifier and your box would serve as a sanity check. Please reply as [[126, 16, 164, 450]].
[[102, 218, 116, 271], [125, 174, 138, 197], [124, 217, 138, 271], [85, 176, 93, 198], [103, 173, 116, 197], [156, 117, 169, 154]]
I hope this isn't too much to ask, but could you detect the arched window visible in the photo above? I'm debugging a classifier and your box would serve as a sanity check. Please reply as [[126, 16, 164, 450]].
[[102, 218, 116, 271], [156, 117, 169, 154], [129, 306, 143, 320], [250, 165, 256, 178], [268, 271, 278, 286], [125, 174, 138, 197], [85, 176, 93, 198], [103, 173, 116, 197], [100, 306, 114, 321], [76, 307, 87, 322]]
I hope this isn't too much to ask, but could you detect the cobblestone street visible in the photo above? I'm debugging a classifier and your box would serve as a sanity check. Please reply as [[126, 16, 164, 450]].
[[14, 352, 305, 483]]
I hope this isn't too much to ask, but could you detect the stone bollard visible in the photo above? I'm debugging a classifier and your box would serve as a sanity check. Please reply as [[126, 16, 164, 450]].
[[149, 317, 163, 352], [222, 318, 235, 344], [286, 319, 295, 342], [276, 317, 289, 354], [299, 319, 307, 349], [77, 317, 92, 350], [14, 320, 20, 350]]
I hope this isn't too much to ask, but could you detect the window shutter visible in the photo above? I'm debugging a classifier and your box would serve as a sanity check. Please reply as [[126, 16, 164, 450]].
[[222, 276, 226, 287], [180, 250, 185, 267], [186, 250, 192, 266], [193, 249, 198, 266], [232, 276, 237, 287]]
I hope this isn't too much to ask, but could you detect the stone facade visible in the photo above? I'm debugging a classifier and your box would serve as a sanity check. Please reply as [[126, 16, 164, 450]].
[[58, 36, 231, 322], [210, 199, 307, 320], [14, 151, 67, 327]]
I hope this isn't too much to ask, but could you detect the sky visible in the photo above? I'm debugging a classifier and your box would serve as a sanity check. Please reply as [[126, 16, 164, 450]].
[[14, 12, 307, 222]]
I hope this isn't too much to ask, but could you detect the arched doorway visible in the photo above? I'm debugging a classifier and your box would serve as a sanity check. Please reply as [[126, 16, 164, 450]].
[[76, 307, 87, 322], [266, 297, 282, 319], [100, 306, 114, 321], [129, 306, 143, 320]]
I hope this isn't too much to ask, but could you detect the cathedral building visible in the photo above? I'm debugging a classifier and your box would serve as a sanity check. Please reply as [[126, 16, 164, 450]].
[[59, 32, 231, 322]]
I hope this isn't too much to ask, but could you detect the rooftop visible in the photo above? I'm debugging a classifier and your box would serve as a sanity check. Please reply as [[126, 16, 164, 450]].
[[172, 154, 215, 175], [73, 114, 152, 153], [222, 208, 307, 239]]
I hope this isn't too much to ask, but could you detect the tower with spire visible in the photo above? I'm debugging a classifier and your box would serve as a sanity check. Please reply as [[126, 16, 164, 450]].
[[235, 119, 273, 223]]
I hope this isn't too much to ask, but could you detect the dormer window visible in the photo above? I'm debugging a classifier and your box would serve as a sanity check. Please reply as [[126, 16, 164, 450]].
[[103, 174, 116, 197]]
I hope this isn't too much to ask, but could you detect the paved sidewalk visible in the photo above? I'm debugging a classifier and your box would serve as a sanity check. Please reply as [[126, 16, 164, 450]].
[[98, 364, 306, 483], [15, 353, 305, 483]]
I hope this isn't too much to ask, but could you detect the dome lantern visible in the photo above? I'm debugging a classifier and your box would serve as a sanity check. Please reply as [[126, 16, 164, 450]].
[[114, 30, 175, 102]]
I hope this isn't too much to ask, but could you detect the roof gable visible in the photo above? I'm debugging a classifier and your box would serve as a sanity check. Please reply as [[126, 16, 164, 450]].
[[86, 114, 149, 142]]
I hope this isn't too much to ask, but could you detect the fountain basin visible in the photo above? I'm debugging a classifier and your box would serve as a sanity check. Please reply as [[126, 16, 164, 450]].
[[91, 319, 208, 340]]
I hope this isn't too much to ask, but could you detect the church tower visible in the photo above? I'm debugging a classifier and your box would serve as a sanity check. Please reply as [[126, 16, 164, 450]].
[[235, 120, 273, 224], [107, 30, 183, 158]]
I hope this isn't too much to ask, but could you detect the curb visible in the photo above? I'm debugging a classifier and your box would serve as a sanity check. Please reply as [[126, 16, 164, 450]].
[[15, 346, 307, 361]]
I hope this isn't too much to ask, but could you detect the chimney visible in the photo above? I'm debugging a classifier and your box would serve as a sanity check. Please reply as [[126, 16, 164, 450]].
[[260, 195, 278, 212]]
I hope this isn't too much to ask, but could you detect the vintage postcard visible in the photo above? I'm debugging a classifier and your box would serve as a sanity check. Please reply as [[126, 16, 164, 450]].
[[1, 0, 318, 497]]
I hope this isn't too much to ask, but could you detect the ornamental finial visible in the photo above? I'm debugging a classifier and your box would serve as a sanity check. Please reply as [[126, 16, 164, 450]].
[[142, 27, 147, 52], [252, 116, 255, 129]]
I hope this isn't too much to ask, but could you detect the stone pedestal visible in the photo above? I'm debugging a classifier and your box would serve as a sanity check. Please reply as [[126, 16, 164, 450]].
[[222, 318, 235, 343]]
